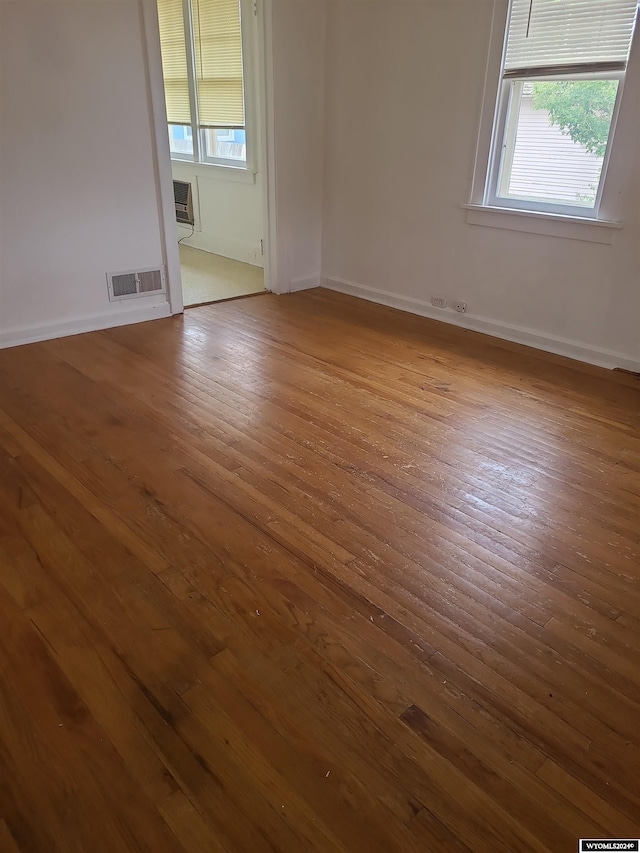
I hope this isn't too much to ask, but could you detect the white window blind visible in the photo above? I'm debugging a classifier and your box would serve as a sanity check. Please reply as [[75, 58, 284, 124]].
[[193, 0, 245, 128], [157, 0, 191, 124], [505, 0, 639, 77]]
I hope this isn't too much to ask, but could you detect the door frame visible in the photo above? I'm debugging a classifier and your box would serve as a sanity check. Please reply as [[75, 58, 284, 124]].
[[140, 0, 279, 314]]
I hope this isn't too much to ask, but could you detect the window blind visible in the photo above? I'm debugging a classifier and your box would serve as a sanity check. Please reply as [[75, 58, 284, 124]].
[[157, 0, 191, 125], [193, 0, 245, 128], [504, 0, 639, 78]]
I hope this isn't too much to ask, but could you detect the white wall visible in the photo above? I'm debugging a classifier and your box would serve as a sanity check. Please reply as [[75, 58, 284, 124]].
[[270, 0, 326, 292], [0, 0, 171, 347], [171, 163, 264, 266], [321, 0, 640, 369]]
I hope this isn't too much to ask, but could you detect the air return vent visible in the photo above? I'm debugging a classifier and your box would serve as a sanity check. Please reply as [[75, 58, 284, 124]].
[[173, 179, 194, 226], [107, 267, 166, 302]]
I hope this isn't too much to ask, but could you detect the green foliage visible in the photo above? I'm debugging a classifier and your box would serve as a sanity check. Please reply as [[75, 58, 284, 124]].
[[531, 80, 618, 158]]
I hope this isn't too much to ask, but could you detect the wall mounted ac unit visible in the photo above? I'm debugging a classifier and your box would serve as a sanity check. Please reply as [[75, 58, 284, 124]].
[[173, 179, 194, 226], [106, 267, 166, 302]]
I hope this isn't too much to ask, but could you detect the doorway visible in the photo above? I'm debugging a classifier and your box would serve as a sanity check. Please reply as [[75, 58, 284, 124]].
[[151, 0, 271, 309]]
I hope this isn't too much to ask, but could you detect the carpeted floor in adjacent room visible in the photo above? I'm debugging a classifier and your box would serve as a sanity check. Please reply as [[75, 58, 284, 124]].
[[180, 244, 265, 307]]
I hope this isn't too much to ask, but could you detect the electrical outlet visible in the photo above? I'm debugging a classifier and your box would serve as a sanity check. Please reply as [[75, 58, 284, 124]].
[[431, 296, 447, 309], [454, 301, 467, 313]]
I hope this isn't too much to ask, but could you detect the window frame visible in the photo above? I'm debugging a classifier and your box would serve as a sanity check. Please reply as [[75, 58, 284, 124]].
[[199, 127, 248, 166], [473, 0, 638, 225], [167, 0, 254, 171], [485, 69, 626, 219]]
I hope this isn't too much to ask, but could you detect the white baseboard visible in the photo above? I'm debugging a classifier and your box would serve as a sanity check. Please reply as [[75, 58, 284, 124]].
[[0, 301, 172, 349], [288, 276, 321, 293], [177, 226, 263, 268], [322, 275, 640, 373]]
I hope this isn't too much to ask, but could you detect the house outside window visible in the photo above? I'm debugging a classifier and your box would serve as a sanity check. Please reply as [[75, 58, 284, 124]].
[[484, 0, 639, 219], [157, 0, 248, 167]]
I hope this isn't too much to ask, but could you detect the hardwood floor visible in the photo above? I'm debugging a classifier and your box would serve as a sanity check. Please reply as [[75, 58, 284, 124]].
[[0, 288, 638, 852]]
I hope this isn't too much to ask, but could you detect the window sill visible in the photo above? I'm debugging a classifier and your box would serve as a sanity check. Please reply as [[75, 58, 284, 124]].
[[170, 159, 256, 185], [462, 204, 622, 244]]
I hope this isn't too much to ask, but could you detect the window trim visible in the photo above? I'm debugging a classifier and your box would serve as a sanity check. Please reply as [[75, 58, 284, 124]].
[[463, 203, 622, 245], [468, 0, 639, 232]]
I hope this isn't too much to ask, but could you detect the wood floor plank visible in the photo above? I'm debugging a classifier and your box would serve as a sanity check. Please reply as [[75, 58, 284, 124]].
[[0, 582, 183, 853], [535, 759, 639, 838], [0, 289, 638, 851]]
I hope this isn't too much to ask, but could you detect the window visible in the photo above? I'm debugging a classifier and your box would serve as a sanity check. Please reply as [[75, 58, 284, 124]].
[[485, 0, 638, 218], [157, 0, 248, 167]]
